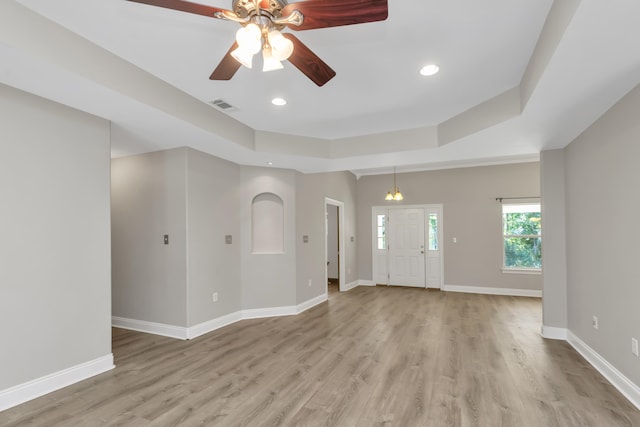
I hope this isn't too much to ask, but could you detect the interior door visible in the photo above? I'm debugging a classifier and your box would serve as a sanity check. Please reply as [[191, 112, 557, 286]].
[[388, 208, 426, 287]]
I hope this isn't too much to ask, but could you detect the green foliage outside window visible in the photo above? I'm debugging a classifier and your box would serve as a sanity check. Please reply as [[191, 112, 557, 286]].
[[428, 214, 438, 251], [503, 208, 541, 269]]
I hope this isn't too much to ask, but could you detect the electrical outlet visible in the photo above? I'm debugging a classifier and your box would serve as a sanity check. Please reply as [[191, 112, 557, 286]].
[[592, 316, 598, 330], [632, 338, 639, 356], [212, 292, 218, 302], [308, 279, 312, 287]]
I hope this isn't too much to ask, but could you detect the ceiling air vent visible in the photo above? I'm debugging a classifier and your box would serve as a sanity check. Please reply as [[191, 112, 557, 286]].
[[210, 99, 237, 113]]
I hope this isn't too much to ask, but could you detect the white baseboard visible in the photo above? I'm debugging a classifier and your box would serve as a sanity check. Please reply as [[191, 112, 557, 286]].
[[541, 325, 568, 340], [187, 311, 243, 340], [242, 293, 328, 319], [114, 293, 329, 342], [296, 293, 327, 313], [342, 280, 360, 291], [113, 285, 541, 342], [355, 280, 376, 287], [443, 284, 542, 298], [112, 316, 187, 340], [242, 305, 297, 319], [567, 331, 640, 410], [0, 354, 114, 412]]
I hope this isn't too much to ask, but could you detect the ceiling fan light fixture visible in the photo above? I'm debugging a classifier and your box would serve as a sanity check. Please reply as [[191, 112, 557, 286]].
[[231, 45, 254, 68], [235, 24, 261, 54], [262, 48, 284, 72], [267, 30, 294, 61], [129, 0, 389, 86]]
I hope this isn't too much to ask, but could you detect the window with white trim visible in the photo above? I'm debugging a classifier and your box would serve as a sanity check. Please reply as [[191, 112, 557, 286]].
[[502, 203, 541, 271]]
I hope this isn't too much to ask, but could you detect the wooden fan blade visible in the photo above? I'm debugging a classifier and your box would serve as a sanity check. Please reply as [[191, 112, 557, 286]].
[[210, 42, 241, 80], [282, 0, 388, 31], [126, 0, 228, 19], [283, 34, 336, 86]]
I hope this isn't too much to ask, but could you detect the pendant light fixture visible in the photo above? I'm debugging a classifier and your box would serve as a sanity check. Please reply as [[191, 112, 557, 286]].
[[385, 167, 403, 201]]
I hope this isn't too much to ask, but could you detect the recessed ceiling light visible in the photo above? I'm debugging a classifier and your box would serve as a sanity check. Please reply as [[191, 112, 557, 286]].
[[420, 64, 440, 76], [267, 161, 274, 166], [272, 97, 287, 106]]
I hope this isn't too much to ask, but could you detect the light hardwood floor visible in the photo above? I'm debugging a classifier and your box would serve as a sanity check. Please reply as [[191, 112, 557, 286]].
[[2, 286, 639, 426]]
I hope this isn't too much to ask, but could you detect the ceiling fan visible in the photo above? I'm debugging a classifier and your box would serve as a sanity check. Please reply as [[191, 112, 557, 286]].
[[127, 0, 388, 86]]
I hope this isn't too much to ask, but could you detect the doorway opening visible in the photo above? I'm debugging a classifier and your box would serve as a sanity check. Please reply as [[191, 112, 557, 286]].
[[325, 198, 345, 294]]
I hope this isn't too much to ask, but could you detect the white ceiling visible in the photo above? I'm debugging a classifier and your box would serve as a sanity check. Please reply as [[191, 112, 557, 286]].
[[2, 0, 640, 176]]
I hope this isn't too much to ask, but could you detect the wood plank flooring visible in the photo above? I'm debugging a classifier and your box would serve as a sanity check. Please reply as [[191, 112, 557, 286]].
[[2, 286, 639, 426]]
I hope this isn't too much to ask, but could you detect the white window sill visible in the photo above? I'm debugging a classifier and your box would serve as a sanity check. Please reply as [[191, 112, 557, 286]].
[[501, 268, 541, 275]]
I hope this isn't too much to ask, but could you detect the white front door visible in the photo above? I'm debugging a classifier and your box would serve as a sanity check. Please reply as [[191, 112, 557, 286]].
[[388, 208, 426, 287], [372, 205, 444, 288]]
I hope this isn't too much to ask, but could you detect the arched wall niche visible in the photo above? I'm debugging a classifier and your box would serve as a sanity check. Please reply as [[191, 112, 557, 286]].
[[251, 192, 284, 254]]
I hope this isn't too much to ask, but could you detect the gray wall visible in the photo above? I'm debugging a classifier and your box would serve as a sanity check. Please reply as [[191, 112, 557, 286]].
[[541, 149, 568, 331], [240, 167, 297, 309], [111, 148, 188, 326], [112, 148, 244, 326], [0, 84, 112, 389], [565, 83, 640, 386], [186, 148, 241, 326], [356, 163, 542, 291], [112, 156, 356, 318], [295, 171, 358, 304]]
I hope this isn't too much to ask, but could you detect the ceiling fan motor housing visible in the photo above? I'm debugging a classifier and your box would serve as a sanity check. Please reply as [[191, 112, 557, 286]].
[[233, 0, 287, 19]]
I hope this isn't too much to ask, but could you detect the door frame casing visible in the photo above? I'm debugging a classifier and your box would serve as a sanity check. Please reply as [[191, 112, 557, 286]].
[[325, 198, 346, 292], [371, 204, 444, 289]]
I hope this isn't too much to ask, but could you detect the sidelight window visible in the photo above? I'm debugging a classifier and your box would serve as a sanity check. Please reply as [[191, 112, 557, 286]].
[[376, 214, 386, 250], [428, 213, 438, 251]]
